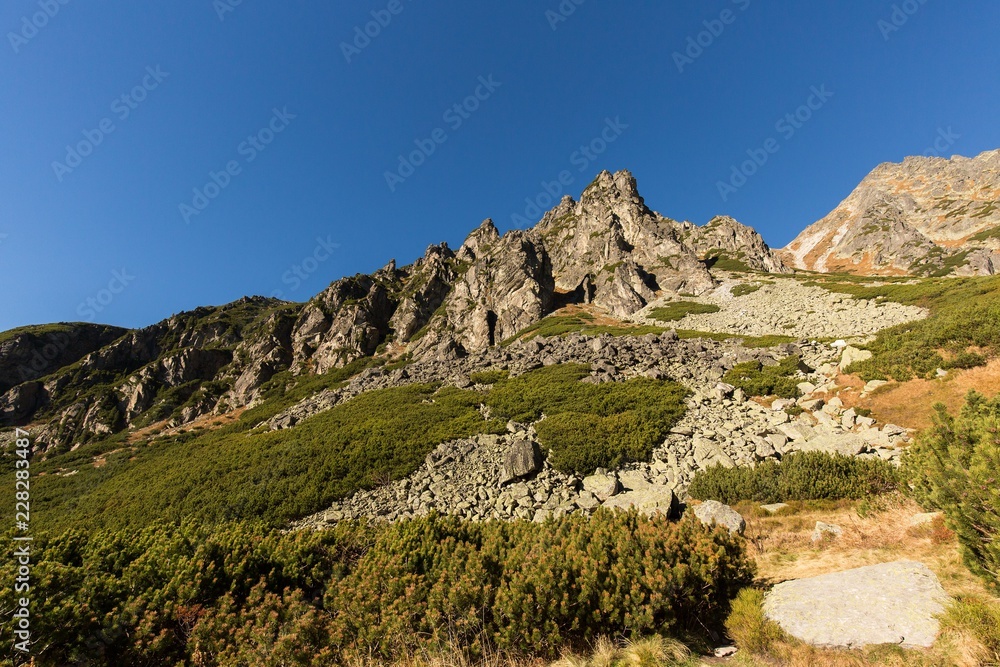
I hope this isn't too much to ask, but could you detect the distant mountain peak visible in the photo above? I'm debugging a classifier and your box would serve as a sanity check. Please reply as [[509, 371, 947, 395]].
[[781, 149, 1000, 276]]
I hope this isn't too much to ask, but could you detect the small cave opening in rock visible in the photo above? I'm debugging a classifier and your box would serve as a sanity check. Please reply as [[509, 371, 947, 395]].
[[486, 310, 498, 346]]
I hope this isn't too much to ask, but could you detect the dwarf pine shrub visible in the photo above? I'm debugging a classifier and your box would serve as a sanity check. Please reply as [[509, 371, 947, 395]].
[[486, 364, 688, 475], [902, 391, 1000, 591], [687, 451, 899, 504], [721, 355, 803, 399], [0, 512, 754, 665]]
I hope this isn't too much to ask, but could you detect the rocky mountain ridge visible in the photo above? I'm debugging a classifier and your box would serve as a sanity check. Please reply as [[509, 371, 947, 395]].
[[781, 149, 1000, 276], [9, 146, 998, 451], [2, 170, 786, 450]]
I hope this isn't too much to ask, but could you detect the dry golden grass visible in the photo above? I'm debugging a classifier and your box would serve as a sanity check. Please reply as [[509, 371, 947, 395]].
[[126, 406, 246, 444], [345, 636, 695, 667], [837, 359, 1000, 431], [736, 495, 988, 599]]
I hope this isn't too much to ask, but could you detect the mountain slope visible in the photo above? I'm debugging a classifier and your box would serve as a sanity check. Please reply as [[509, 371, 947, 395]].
[[781, 149, 1000, 276], [0, 170, 788, 450]]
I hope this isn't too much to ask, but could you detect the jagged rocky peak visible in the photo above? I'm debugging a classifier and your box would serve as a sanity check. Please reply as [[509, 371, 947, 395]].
[[536, 169, 715, 316], [291, 270, 398, 373], [781, 149, 1000, 276], [389, 242, 459, 341], [679, 215, 791, 274], [457, 218, 501, 262], [1, 167, 803, 451]]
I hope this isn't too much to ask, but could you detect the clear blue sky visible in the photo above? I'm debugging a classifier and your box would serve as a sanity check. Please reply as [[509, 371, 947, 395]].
[[3, 1, 999, 331]]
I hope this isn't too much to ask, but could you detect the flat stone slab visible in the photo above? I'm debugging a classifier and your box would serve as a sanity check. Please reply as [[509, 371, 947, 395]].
[[763, 561, 949, 649]]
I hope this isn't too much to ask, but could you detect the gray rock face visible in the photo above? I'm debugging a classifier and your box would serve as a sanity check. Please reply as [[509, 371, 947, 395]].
[[680, 215, 791, 274], [500, 439, 543, 485], [291, 265, 398, 372], [693, 500, 746, 535], [388, 244, 457, 341], [782, 149, 1000, 276], [763, 561, 949, 649], [413, 221, 555, 355], [6, 297, 299, 450], [0, 323, 127, 394]]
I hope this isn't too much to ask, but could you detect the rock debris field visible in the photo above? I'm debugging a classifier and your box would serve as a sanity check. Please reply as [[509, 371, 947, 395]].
[[293, 317, 911, 529], [633, 278, 927, 339]]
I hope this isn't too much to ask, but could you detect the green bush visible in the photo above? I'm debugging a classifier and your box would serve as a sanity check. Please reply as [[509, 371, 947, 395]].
[[468, 369, 509, 384], [731, 283, 762, 297], [901, 392, 1000, 591], [486, 365, 688, 475], [504, 312, 666, 343], [688, 452, 899, 504], [648, 301, 721, 323], [0, 512, 754, 665], [722, 355, 802, 399], [941, 596, 1000, 663]]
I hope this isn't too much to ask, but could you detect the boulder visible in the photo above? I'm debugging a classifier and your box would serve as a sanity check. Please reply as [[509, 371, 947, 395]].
[[582, 472, 621, 501], [693, 437, 736, 469], [763, 561, 949, 649], [617, 469, 653, 491], [760, 503, 789, 514], [863, 379, 888, 394], [811, 521, 843, 542], [796, 433, 867, 457], [839, 346, 873, 370], [693, 500, 746, 535], [602, 486, 677, 517], [500, 440, 543, 485]]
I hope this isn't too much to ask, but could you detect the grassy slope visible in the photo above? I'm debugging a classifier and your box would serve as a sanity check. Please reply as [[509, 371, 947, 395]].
[[31, 378, 504, 533]]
